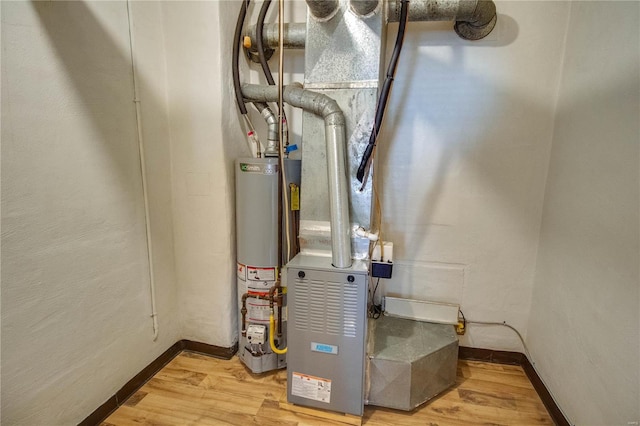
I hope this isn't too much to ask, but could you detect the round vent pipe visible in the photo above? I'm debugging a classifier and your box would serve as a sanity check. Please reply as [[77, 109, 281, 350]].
[[242, 83, 352, 269], [388, 0, 497, 40]]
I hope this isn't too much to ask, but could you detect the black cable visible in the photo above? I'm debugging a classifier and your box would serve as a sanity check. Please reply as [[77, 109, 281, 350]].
[[233, 0, 250, 115], [368, 278, 383, 319], [459, 308, 466, 329], [256, 0, 275, 86], [256, 0, 288, 131], [356, 0, 410, 183]]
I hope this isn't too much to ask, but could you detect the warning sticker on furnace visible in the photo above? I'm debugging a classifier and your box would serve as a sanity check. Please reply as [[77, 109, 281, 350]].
[[291, 372, 331, 404]]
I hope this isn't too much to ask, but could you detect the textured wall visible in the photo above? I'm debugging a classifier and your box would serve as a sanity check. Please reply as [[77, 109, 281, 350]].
[[0, 2, 179, 424], [527, 2, 640, 424], [376, 1, 571, 351], [162, 2, 240, 346]]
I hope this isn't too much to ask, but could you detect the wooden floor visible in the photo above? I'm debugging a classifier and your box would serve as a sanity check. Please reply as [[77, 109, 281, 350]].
[[103, 351, 553, 426]]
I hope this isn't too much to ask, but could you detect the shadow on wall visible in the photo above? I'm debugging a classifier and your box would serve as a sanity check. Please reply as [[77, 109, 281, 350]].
[[377, 13, 557, 261], [31, 1, 151, 204]]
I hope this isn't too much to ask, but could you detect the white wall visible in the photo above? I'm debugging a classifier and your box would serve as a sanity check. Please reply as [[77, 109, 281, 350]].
[[377, 1, 571, 350], [162, 2, 241, 346], [0, 2, 179, 424], [527, 2, 640, 424]]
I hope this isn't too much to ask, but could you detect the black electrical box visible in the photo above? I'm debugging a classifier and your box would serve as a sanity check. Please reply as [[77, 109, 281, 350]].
[[371, 260, 393, 279]]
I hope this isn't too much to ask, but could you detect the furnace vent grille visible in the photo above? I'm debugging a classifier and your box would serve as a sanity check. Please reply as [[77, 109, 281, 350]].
[[293, 276, 357, 337]]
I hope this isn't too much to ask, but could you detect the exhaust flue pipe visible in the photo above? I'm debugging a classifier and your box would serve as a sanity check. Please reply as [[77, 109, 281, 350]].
[[252, 102, 279, 156], [242, 83, 352, 269]]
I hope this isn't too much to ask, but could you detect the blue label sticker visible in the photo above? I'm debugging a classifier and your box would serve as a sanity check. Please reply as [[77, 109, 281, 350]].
[[311, 342, 338, 355]]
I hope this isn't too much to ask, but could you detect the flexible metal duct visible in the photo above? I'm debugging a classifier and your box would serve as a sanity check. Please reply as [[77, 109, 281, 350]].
[[242, 83, 352, 269]]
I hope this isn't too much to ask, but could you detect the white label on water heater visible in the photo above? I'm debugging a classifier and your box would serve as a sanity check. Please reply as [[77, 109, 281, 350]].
[[247, 266, 276, 282], [291, 372, 331, 404]]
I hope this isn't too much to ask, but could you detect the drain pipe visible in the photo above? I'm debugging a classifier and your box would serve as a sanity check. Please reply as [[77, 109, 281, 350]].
[[242, 83, 352, 269], [388, 0, 497, 40]]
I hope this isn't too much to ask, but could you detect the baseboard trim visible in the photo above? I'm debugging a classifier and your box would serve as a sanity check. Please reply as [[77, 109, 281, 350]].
[[459, 346, 570, 426], [183, 339, 239, 359], [81, 343, 567, 426], [78, 339, 238, 426]]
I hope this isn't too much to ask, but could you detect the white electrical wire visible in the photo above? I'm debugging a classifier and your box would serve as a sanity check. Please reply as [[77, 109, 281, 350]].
[[465, 318, 572, 423], [465, 319, 532, 360], [126, 0, 158, 341]]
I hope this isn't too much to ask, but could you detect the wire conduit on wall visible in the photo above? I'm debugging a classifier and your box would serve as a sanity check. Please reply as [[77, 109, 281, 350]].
[[126, 0, 159, 341]]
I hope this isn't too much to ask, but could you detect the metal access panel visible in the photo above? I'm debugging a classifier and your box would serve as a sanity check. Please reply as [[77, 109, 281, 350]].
[[285, 254, 368, 416]]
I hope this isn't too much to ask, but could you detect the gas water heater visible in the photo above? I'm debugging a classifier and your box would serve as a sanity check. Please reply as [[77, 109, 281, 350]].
[[236, 157, 300, 374]]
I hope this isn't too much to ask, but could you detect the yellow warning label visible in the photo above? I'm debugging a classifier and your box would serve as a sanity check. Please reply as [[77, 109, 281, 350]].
[[290, 184, 300, 211]]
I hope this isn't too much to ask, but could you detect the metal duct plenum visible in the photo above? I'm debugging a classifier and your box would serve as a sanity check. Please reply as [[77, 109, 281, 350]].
[[242, 83, 352, 269], [388, 0, 497, 40]]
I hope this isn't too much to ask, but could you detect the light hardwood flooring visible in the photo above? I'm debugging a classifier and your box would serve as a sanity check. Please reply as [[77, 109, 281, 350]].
[[103, 351, 553, 426]]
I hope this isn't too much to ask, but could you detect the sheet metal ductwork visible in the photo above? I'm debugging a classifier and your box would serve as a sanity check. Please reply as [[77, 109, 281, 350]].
[[388, 0, 497, 40], [246, 0, 497, 51]]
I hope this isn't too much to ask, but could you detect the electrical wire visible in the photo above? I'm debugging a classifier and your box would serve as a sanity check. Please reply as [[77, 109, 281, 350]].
[[368, 278, 383, 319], [256, 0, 275, 86], [460, 310, 572, 422], [356, 0, 410, 183], [459, 309, 532, 361], [466, 319, 533, 361]]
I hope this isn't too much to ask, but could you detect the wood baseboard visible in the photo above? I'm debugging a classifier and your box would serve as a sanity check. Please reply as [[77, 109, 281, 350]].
[[78, 339, 238, 426], [459, 346, 571, 426]]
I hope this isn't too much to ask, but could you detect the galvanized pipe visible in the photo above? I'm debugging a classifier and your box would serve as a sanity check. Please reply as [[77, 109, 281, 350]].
[[242, 83, 352, 268], [388, 0, 497, 40], [350, 0, 380, 16], [246, 23, 306, 50], [247, 0, 496, 50], [253, 103, 279, 156], [306, 0, 340, 20]]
